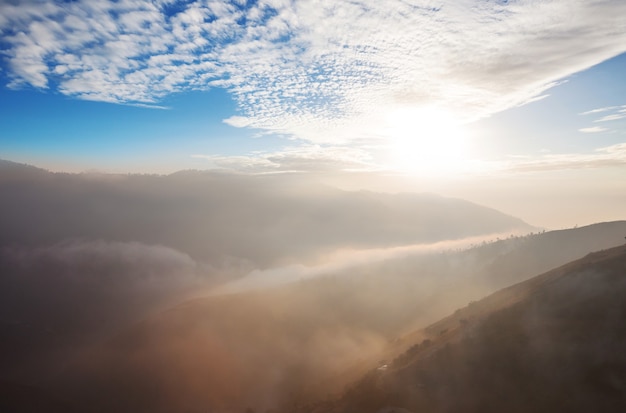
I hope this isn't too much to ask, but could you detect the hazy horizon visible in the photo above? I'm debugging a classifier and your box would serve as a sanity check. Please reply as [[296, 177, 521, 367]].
[[1, 1, 626, 230], [3, 157, 625, 230]]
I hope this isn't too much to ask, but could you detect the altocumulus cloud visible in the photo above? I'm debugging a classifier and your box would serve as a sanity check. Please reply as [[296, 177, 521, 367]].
[[1, 0, 626, 142]]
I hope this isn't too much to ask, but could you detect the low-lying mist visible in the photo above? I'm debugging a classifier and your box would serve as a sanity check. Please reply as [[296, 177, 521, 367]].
[[212, 232, 524, 295], [1, 160, 626, 412]]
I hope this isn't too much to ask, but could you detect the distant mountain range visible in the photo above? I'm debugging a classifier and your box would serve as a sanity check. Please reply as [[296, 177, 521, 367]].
[[0, 159, 532, 267], [1, 159, 625, 413]]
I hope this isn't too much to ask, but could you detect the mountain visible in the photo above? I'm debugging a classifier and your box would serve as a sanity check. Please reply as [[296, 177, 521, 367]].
[[478, 221, 626, 290], [0, 159, 532, 268], [40, 223, 626, 413], [2, 160, 625, 413], [315, 245, 626, 413]]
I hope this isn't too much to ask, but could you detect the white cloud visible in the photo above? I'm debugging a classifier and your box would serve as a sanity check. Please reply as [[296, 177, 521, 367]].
[[192, 143, 377, 173], [595, 113, 626, 122], [579, 126, 608, 133], [580, 106, 620, 115], [1, 0, 626, 143], [129, 103, 172, 110], [195, 140, 626, 177], [223, 115, 254, 128], [578, 104, 626, 134]]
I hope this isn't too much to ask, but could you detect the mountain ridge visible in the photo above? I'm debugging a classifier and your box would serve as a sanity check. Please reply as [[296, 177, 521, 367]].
[[315, 244, 626, 413]]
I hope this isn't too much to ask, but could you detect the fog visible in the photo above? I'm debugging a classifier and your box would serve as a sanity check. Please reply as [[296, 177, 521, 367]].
[[212, 232, 523, 295], [1, 160, 625, 413]]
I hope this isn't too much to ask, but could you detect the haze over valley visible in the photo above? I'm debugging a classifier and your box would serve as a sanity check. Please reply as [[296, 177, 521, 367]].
[[1, 160, 626, 412], [1, 1, 626, 412]]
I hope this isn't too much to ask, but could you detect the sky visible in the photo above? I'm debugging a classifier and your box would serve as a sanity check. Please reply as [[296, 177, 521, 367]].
[[1, 0, 626, 228]]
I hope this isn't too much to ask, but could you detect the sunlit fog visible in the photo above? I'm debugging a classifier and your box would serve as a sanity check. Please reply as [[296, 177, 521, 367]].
[[1, 1, 626, 412]]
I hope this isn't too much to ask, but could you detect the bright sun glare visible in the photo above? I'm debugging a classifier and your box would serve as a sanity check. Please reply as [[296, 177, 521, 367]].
[[384, 107, 470, 176]]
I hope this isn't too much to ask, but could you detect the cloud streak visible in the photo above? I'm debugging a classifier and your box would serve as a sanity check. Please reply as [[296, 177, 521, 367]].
[[192, 143, 378, 173], [578, 104, 626, 135], [494, 143, 626, 173], [578, 126, 608, 133], [1, 1, 626, 142], [190, 141, 626, 176]]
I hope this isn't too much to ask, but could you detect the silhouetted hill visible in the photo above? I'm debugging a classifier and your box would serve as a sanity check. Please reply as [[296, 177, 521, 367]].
[[317, 245, 626, 413], [2, 221, 625, 412], [480, 221, 626, 290], [42, 225, 626, 413], [0, 159, 531, 267], [2, 159, 625, 413]]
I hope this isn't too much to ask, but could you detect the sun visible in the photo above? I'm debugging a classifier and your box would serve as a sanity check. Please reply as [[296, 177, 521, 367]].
[[384, 106, 469, 176]]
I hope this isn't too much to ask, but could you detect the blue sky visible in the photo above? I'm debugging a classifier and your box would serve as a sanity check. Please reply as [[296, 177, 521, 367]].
[[472, 53, 626, 155], [0, 84, 277, 170], [1, 0, 626, 227]]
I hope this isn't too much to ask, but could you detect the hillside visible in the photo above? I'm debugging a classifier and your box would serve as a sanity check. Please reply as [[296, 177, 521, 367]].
[[38, 225, 626, 413], [478, 221, 626, 290], [316, 245, 626, 413], [1, 221, 625, 412], [2, 161, 625, 413]]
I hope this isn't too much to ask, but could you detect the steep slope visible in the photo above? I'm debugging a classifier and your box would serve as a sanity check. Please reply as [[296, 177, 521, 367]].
[[320, 245, 626, 413], [2, 221, 625, 412], [479, 221, 626, 290], [43, 228, 626, 413], [3, 161, 625, 413]]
